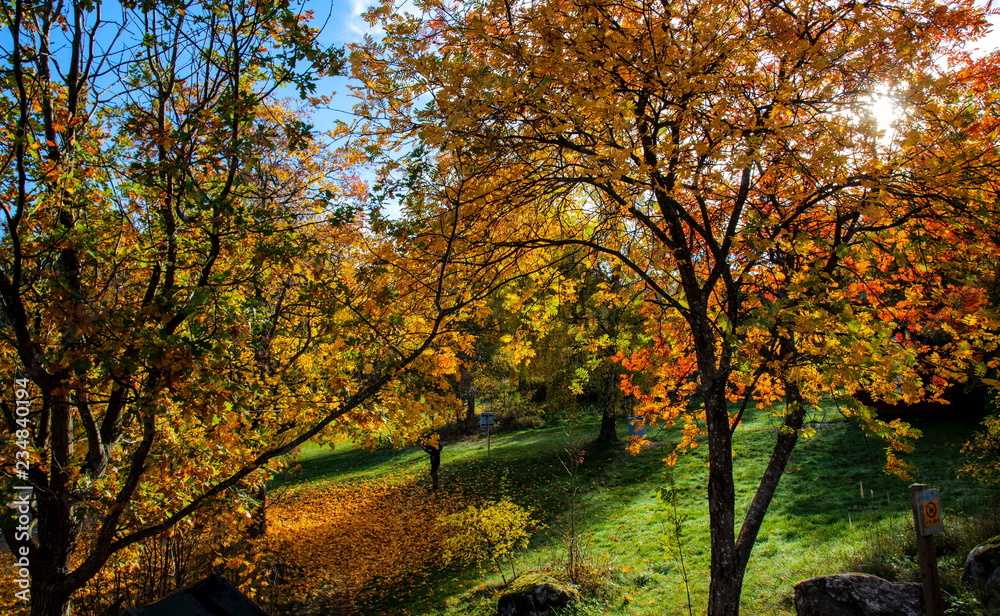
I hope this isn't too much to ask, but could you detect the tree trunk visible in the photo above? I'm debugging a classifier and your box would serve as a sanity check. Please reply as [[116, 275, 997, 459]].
[[596, 371, 619, 444], [31, 397, 79, 616], [734, 382, 809, 569], [30, 596, 72, 616], [703, 369, 810, 616], [596, 407, 618, 443], [461, 365, 476, 434], [704, 379, 742, 616], [465, 388, 476, 435], [421, 442, 443, 490], [249, 484, 267, 538], [31, 582, 73, 616]]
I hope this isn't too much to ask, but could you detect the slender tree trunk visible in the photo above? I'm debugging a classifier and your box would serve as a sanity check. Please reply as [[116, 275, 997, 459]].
[[430, 451, 440, 490], [682, 289, 745, 616], [735, 382, 808, 567], [421, 442, 442, 490], [596, 370, 620, 443], [465, 389, 476, 435], [461, 365, 476, 434], [249, 484, 267, 538]]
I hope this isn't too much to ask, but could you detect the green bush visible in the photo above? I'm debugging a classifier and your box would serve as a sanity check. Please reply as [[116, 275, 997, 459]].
[[510, 413, 547, 430]]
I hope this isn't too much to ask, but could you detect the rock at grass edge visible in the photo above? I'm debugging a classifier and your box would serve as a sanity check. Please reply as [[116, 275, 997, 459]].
[[962, 537, 1000, 610], [497, 573, 579, 616], [794, 573, 923, 616]]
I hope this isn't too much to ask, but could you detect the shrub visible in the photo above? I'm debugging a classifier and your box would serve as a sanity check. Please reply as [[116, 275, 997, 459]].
[[962, 413, 1000, 486], [440, 499, 538, 586], [510, 413, 547, 430]]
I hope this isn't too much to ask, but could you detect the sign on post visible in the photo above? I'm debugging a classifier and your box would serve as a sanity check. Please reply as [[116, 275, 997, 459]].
[[913, 488, 944, 536], [910, 484, 944, 616], [480, 412, 495, 458]]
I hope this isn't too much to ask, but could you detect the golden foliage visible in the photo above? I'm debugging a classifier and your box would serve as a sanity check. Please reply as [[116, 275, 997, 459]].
[[962, 413, 1000, 486], [439, 499, 537, 583]]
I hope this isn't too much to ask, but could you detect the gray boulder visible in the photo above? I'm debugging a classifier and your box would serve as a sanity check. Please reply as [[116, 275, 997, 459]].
[[497, 573, 578, 616], [794, 573, 923, 616], [962, 537, 1000, 609]]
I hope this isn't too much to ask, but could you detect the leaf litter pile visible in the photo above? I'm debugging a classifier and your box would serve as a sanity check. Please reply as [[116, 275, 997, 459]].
[[263, 473, 470, 615]]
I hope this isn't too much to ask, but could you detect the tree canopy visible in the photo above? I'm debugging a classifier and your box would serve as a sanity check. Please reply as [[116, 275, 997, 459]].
[[351, 0, 1000, 612]]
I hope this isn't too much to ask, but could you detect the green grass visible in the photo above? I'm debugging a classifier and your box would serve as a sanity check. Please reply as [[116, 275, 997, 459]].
[[270, 407, 997, 615]]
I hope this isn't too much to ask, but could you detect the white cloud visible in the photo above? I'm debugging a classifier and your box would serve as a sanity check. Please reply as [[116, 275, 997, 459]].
[[306, 0, 380, 45], [345, 0, 375, 40]]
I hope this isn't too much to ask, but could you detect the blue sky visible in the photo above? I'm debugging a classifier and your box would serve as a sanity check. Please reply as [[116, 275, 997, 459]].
[[302, 0, 381, 129], [327, 0, 380, 43]]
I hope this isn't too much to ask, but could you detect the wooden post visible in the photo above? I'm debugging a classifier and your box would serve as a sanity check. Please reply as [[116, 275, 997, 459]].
[[909, 484, 944, 616]]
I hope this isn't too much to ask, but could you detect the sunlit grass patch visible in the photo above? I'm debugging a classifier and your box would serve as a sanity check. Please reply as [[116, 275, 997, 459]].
[[265, 409, 994, 615]]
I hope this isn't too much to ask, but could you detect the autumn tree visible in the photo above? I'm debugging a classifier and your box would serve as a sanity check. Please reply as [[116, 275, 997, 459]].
[[466, 260, 591, 424], [561, 262, 646, 443], [483, 258, 645, 440], [365, 147, 587, 435], [0, 2, 343, 613], [352, 0, 1000, 613], [0, 1, 541, 614]]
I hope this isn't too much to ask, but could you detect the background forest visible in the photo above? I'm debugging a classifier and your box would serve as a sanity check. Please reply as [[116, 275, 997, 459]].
[[2, 0, 1000, 615]]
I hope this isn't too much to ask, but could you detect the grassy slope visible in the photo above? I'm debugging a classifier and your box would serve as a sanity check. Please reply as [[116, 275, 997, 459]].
[[272, 407, 994, 615]]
